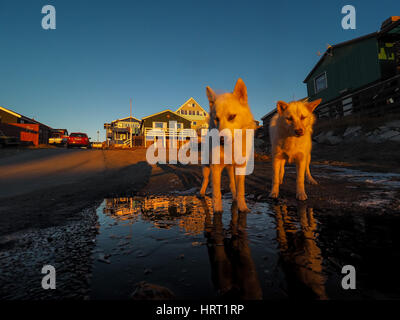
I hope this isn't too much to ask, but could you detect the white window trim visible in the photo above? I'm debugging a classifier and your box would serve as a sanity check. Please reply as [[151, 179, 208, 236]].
[[153, 122, 167, 129], [314, 71, 328, 94]]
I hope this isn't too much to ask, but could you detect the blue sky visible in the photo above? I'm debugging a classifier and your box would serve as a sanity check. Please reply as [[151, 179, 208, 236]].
[[0, 0, 398, 140]]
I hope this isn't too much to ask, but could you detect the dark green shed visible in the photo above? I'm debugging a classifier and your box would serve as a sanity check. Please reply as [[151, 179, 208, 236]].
[[304, 18, 400, 105]]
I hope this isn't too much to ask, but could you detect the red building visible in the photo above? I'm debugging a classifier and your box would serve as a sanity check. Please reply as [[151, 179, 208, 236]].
[[0, 106, 53, 146]]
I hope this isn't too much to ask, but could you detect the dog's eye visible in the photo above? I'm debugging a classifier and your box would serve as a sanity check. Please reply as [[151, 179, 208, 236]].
[[286, 116, 293, 121], [228, 114, 236, 122], [300, 115, 306, 120]]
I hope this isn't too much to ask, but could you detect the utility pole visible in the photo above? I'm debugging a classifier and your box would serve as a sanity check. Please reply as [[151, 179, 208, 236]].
[[97, 130, 100, 142], [130, 98, 133, 148]]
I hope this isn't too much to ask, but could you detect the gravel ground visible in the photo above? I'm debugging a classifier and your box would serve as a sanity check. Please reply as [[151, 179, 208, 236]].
[[0, 205, 99, 299]]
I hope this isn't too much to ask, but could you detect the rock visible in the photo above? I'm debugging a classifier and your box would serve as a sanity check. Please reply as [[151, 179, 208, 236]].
[[343, 126, 362, 137], [378, 130, 400, 140], [314, 131, 342, 145], [366, 135, 383, 143], [326, 134, 342, 145], [98, 253, 111, 264], [144, 268, 152, 275], [389, 134, 400, 142], [131, 281, 175, 300], [385, 120, 400, 129]]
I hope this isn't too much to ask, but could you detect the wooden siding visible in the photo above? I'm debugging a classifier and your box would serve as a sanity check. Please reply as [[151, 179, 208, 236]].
[[306, 37, 381, 104]]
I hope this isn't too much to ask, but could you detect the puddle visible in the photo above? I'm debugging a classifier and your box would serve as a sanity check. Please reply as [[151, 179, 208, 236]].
[[89, 195, 400, 300]]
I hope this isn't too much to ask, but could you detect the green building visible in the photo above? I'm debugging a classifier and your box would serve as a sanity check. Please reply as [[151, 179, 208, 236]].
[[304, 17, 400, 119]]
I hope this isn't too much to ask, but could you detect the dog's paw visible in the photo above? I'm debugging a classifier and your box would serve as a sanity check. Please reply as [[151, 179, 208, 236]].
[[237, 200, 249, 213], [296, 191, 308, 201], [307, 177, 318, 185], [269, 191, 279, 199]]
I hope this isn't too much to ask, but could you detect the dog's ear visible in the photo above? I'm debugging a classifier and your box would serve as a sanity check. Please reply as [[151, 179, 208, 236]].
[[307, 98, 322, 113], [233, 78, 248, 105], [277, 101, 289, 115], [206, 86, 216, 108]]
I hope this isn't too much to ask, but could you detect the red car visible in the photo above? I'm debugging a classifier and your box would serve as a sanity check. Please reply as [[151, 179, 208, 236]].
[[67, 132, 91, 148]]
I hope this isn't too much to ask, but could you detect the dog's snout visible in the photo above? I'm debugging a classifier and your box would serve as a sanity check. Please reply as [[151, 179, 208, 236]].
[[295, 129, 304, 136]]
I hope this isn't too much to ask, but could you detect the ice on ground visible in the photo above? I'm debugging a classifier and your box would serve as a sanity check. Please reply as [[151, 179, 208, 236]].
[[314, 165, 400, 188]]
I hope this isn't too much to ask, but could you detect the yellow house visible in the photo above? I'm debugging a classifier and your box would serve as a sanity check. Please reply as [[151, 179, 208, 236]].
[[176, 97, 209, 130]]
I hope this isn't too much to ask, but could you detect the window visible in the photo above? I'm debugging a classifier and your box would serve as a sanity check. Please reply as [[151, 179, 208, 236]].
[[192, 121, 197, 125], [196, 111, 200, 115], [192, 103, 195, 107], [153, 122, 165, 129], [177, 123, 183, 129], [314, 72, 327, 93], [70, 133, 87, 138]]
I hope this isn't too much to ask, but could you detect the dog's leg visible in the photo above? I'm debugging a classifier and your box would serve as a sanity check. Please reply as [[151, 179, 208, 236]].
[[279, 159, 286, 185], [235, 172, 249, 212], [296, 157, 307, 201], [200, 166, 210, 197], [211, 164, 223, 212], [227, 165, 237, 201], [269, 156, 281, 198], [305, 154, 318, 185]]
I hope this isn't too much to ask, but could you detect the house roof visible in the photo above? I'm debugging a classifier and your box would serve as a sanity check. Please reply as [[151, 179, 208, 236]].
[[261, 109, 277, 121], [303, 18, 400, 83], [303, 32, 377, 83], [176, 97, 208, 114], [0, 106, 22, 118], [141, 109, 190, 122], [111, 116, 141, 123], [0, 105, 52, 128]]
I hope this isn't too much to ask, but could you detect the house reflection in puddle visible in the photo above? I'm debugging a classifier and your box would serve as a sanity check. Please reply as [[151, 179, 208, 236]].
[[203, 199, 263, 300], [104, 198, 141, 221], [103, 195, 213, 236], [273, 202, 327, 300]]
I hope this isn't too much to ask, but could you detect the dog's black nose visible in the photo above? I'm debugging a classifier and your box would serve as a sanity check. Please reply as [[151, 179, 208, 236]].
[[295, 129, 304, 136]]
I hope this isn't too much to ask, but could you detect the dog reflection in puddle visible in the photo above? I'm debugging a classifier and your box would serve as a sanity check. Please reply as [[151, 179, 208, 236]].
[[273, 202, 327, 300], [201, 199, 262, 299]]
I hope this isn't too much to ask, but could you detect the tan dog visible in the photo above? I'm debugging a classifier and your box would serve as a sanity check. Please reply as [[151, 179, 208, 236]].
[[200, 78, 256, 212], [268, 98, 321, 200]]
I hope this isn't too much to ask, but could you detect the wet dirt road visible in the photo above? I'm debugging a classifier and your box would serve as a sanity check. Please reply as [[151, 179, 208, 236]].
[[0, 148, 400, 299], [0, 148, 152, 235]]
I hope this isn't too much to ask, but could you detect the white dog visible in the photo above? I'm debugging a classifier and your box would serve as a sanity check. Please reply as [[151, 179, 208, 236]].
[[200, 78, 256, 212]]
